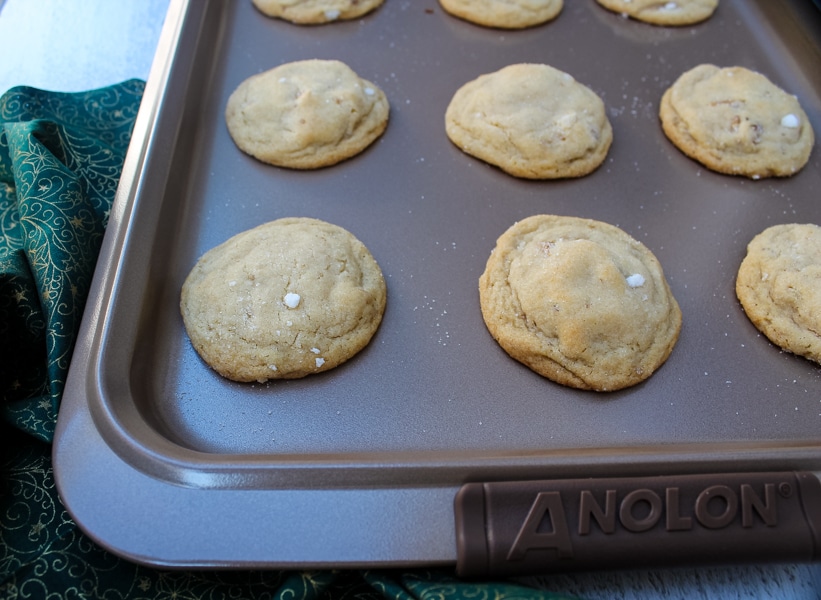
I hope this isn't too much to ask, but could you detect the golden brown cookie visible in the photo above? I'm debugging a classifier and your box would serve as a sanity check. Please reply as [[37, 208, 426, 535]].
[[595, 0, 718, 26], [659, 64, 814, 179], [225, 59, 389, 169], [252, 0, 384, 24], [736, 223, 821, 364], [479, 215, 682, 391], [445, 64, 612, 179], [439, 0, 563, 29], [180, 218, 387, 382]]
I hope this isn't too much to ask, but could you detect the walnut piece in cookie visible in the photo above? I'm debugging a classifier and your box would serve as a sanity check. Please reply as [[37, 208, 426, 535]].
[[180, 218, 387, 382], [736, 223, 821, 364], [479, 215, 681, 391], [659, 64, 815, 179], [595, 0, 718, 26], [445, 63, 612, 179], [252, 0, 384, 24], [225, 59, 389, 169], [439, 0, 563, 29]]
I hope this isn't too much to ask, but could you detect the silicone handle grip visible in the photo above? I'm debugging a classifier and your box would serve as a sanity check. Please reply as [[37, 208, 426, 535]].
[[454, 471, 821, 577]]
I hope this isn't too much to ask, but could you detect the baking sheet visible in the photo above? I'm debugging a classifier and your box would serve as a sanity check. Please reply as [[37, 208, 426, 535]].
[[55, 0, 821, 567]]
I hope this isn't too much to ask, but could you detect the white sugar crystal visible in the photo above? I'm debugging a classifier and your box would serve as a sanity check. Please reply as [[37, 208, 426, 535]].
[[268, 364, 278, 371], [315, 357, 326, 368], [364, 87, 375, 96], [663, 2, 678, 9], [228, 280, 237, 287], [310, 347, 320, 354], [324, 9, 340, 19], [283, 292, 301, 308], [626, 273, 645, 288], [781, 113, 800, 128]]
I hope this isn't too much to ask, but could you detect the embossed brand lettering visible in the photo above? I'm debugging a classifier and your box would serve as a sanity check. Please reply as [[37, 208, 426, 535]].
[[507, 492, 573, 560], [508, 483, 778, 561]]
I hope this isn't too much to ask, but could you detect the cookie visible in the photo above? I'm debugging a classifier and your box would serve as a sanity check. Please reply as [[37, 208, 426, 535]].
[[659, 64, 815, 179], [180, 218, 387, 382], [595, 0, 718, 26], [445, 64, 612, 179], [479, 215, 682, 391], [252, 0, 384, 24], [439, 0, 563, 29], [736, 223, 821, 364], [225, 59, 389, 169]]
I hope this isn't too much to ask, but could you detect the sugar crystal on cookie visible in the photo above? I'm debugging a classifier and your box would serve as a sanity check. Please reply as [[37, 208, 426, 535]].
[[283, 292, 301, 308], [626, 273, 645, 287]]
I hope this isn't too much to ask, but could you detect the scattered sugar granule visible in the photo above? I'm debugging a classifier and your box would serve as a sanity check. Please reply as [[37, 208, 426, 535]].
[[315, 357, 326, 368], [662, 2, 678, 10], [781, 114, 800, 128], [364, 87, 375, 96], [626, 273, 645, 288], [324, 9, 340, 20], [268, 364, 278, 372], [310, 347, 320, 354], [283, 293, 301, 308]]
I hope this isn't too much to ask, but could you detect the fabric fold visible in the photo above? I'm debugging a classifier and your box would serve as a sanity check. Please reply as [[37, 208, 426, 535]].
[[0, 80, 144, 442]]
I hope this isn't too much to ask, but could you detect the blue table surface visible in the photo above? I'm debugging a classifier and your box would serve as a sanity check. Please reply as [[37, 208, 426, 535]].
[[1, 1, 818, 598]]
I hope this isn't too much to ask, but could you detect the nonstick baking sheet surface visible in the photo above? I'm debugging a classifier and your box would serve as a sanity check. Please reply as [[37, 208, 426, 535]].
[[88, 0, 821, 483]]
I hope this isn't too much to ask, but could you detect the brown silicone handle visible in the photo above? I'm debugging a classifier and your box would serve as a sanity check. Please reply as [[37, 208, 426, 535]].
[[454, 471, 821, 577]]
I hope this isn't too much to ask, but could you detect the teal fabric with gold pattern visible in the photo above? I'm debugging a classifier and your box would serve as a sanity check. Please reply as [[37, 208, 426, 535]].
[[0, 82, 579, 600], [1, 80, 144, 442]]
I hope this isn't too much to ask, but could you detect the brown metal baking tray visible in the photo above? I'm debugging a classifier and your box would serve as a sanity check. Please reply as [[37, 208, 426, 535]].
[[54, 0, 821, 571]]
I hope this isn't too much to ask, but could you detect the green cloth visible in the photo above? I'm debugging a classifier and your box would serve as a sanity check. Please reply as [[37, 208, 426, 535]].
[[1, 80, 143, 443], [0, 82, 579, 599]]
